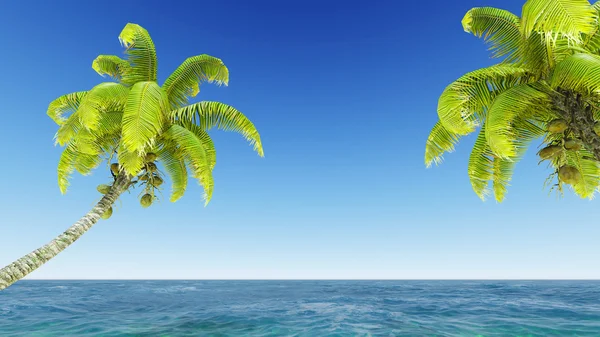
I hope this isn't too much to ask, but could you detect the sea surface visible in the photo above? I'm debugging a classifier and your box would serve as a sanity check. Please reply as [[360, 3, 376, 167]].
[[1, 280, 600, 336]]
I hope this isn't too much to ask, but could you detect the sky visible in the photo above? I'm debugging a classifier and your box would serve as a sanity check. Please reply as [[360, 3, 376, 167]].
[[1, 0, 600, 280]]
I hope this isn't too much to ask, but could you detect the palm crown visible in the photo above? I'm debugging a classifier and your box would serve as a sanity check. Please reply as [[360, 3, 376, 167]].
[[47, 23, 263, 208], [425, 0, 600, 202]]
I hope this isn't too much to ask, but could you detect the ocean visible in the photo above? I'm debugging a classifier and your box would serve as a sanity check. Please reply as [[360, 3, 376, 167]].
[[1, 280, 599, 336]]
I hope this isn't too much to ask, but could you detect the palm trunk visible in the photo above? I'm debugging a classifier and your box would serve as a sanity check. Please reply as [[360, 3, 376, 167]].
[[0, 174, 131, 291], [554, 88, 600, 162]]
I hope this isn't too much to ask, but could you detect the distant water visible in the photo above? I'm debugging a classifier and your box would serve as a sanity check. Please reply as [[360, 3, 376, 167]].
[[1, 281, 600, 336]]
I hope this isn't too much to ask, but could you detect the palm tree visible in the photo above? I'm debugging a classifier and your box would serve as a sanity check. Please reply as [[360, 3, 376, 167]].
[[425, 0, 600, 202], [0, 23, 263, 291]]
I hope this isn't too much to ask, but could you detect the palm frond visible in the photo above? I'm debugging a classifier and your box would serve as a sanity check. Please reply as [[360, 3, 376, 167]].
[[93, 111, 123, 137], [564, 148, 600, 198], [118, 23, 158, 83], [47, 91, 87, 125], [492, 118, 545, 201], [77, 82, 129, 131], [162, 124, 213, 204], [424, 121, 462, 167], [121, 81, 169, 154], [163, 55, 229, 108], [519, 31, 552, 75], [117, 139, 144, 176], [55, 110, 83, 146], [581, 2, 600, 53], [57, 133, 119, 194], [75, 128, 102, 156], [438, 65, 533, 135], [551, 53, 600, 93], [552, 36, 588, 65], [491, 156, 515, 202], [92, 55, 132, 83], [521, 0, 597, 42], [179, 121, 217, 169], [72, 151, 103, 176], [468, 127, 495, 200], [96, 133, 120, 156], [57, 142, 77, 194], [462, 7, 522, 62], [156, 142, 188, 202], [485, 83, 553, 159], [469, 119, 544, 202], [170, 101, 264, 157]]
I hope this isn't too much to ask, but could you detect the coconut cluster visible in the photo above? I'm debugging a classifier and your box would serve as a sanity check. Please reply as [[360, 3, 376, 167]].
[[540, 118, 583, 185], [137, 152, 163, 208], [95, 152, 164, 218]]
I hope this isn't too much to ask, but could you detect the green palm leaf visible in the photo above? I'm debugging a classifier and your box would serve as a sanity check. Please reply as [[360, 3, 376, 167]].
[[72, 151, 103, 176], [521, 0, 597, 42], [119, 23, 158, 84], [76, 129, 102, 156], [424, 121, 461, 167], [57, 142, 77, 194], [93, 111, 123, 138], [77, 82, 129, 131], [47, 91, 87, 125], [170, 101, 264, 157], [551, 53, 600, 93], [492, 157, 515, 202], [468, 127, 495, 200], [117, 139, 144, 175], [163, 55, 229, 108], [179, 121, 217, 169], [485, 83, 553, 159], [65, 138, 104, 178], [492, 118, 545, 201], [462, 7, 522, 62], [162, 124, 213, 204], [438, 65, 533, 135], [55, 110, 83, 146], [156, 143, 188, 202], [563, 149, 600, 198], [58, 131, 123, 193], [92, 55, 132, 83], [470, 119, 544, 201], [121, 81, 169, 154], [520, 31, 552, 75], [581, 2, 600, 53]]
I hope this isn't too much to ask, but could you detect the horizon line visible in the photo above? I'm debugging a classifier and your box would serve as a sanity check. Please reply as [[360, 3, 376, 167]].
[[20, 278, 600, 281]]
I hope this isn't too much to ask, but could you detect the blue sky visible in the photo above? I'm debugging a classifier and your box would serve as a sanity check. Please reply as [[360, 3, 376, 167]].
[[1, 0, 600, 280]]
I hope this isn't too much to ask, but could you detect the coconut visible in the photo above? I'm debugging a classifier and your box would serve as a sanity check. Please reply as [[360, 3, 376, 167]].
[[152, 176, 164, 187], [140, 194, 153, 208], [538, 145, 562, 160], [146, 162, 158, 172], [97, 184, 111, 194], [547, 119, 568, 133], [101, 207, 113, 220], [139, 175, 149, 181], [110, 163, 120, 175], [145, 152, 158, 162], [594, 122, 600, 136], [564, 139, 582, 151], [558, 165, 582, 185]]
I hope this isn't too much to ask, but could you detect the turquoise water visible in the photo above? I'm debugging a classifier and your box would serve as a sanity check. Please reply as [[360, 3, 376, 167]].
[[1, 280, 599, 336]]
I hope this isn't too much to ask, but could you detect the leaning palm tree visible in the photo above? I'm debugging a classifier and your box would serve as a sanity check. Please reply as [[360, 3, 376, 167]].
[[425, 0, 600, 202], [0, 23, 263, 291]]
